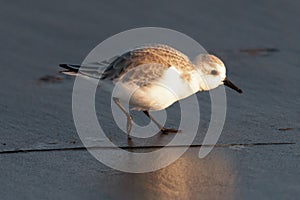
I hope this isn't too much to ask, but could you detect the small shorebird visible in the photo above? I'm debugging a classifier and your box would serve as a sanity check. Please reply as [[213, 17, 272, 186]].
[[60, 44, 242, 139]]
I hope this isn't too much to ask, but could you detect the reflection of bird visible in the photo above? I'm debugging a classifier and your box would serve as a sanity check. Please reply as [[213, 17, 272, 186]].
[[60, 44, 242, 139]]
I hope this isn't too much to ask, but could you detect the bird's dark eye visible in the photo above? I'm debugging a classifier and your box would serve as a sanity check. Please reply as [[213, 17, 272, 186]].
[[211, 70, 218, 75]]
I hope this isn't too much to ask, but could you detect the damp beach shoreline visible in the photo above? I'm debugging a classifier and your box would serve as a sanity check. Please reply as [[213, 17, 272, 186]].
[[1, 0, 300, 199]]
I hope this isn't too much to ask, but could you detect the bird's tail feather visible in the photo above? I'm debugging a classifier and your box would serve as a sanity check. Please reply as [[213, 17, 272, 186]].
[[59, 64, 83, 77], [59, 63, 81, 72], [59, 63, 104, 79], [58, 63, 115, 92], [59, 56, 119, 79]]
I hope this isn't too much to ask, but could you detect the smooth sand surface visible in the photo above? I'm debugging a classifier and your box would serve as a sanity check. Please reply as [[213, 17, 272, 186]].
[[0, 0, 299, 199]]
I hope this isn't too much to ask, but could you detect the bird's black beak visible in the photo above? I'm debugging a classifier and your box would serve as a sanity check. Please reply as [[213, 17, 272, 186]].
[[223, 78, 243, 93]]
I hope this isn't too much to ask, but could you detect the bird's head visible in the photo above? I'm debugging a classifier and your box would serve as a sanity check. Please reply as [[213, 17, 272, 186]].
[[194, 54, 242, 93]]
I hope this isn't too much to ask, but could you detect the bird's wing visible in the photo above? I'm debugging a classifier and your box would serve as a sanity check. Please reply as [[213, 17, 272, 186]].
[[118, 63, 169, 87], [60, 44, 195, 84], [100, 44, 195, 81]]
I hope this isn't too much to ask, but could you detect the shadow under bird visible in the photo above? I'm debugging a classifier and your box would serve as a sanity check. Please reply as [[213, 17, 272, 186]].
[[60, 44, 242, 139]]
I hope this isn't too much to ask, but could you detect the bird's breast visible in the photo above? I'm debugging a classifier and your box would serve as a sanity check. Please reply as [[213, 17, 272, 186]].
[[113, 66, 201, 111]]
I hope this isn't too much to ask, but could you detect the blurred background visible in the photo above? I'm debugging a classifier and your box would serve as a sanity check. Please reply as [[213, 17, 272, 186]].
[[0, 0, 299, 199]]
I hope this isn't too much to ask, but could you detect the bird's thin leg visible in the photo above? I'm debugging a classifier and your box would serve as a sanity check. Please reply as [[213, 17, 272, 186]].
[[143, 111, 180, 134], [113, 97, 133, 139]]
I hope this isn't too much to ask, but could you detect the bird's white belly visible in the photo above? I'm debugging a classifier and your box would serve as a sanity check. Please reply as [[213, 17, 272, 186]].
[[112, 66, 200, 111]]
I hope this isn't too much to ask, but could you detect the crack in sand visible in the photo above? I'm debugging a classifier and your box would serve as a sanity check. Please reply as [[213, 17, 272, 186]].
[[0, 142, 295, 154]]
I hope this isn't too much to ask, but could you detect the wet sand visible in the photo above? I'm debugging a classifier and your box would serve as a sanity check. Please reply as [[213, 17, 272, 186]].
[[0, 0, 300, 199]]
